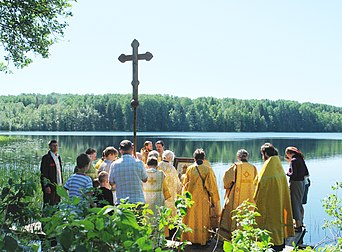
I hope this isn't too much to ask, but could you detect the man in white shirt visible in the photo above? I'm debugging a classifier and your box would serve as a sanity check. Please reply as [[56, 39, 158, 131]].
[[40, 139, 63, 206]]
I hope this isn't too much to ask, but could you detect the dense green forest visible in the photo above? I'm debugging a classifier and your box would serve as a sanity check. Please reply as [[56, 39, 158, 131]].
[[0, 93, 341, 132]]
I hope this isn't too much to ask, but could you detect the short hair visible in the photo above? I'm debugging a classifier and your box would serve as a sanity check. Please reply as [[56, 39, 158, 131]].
[[76, 153, 91, 169], [162, 150, 174, 161], [193, 148, 205, 160], [144, 141, 152, 147], [104, 146, 118, 157], [237, 149, 248, 161], [119, 140, 133, 151], [147, 157, 158, 167], [98, 171, 109, 183], [155, 140, 164, 147], [260, 143, 278, 157], [148, 150, 159, 159], [136, 152, 143, 160], [48, 139, 57, 146], [85, 148, 97, 155]]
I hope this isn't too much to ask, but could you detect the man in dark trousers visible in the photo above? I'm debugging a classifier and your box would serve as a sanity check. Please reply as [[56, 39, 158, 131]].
[[40, 139, 63, 206]]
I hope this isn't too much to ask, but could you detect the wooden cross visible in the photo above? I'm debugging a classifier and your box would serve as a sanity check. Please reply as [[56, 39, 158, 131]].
[[118, 39, 153, 154]]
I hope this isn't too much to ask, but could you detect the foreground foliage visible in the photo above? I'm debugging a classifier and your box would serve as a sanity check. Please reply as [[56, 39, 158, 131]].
[[0, 171, 193, 251], [41, 186, 193, 251], [0, 93, 341, 132], [319, 182, 342, 251], [0, 175, 41, 251], [223, 201, 272, 252]]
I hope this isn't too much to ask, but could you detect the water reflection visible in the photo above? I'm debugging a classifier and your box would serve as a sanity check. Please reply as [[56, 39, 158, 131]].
[[11, 134, 342, 163]]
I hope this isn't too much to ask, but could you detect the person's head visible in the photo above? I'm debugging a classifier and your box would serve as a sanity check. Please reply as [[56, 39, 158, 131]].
[[86, 147, 97, 161], [285, 146, 304, 159], [237, 149, 249, 162], [98, 171, 109, 185], [48, 140, 58, 154], [76, 153, 91, 172], [260, 143, 278, 161], [155, 140, 164, 154], [119, 140, 133, 155], [144, 141, 153, 151], [162, 150, 174, 162], [147, 157, 158, 168], [148, 150, 159, 159], [104, 146, 118, 161], [193, 148, 205, 162], [181, 164, 188, 174], [136, 152, 143, 161]]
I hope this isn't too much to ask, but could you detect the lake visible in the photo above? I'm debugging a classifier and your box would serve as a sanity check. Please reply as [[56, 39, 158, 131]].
[[1, 131, 342, 246]]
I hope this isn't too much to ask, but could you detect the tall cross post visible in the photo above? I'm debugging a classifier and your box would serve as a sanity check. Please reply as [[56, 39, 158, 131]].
[[118, 39, 153, 155]]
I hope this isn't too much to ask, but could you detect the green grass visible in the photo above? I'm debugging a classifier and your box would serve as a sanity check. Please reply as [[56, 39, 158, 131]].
[[0, 135, 15, 143]]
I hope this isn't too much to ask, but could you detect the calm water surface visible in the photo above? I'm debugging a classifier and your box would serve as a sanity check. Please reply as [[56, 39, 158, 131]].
[[1, 131, 342, 245]]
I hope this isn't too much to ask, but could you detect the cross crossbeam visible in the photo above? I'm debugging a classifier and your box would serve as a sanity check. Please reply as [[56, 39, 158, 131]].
[[118, 52, 153, 63]]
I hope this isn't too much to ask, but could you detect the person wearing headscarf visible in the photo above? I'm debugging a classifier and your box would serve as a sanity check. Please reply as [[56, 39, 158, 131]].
[[285, 146, 309, 232], [218, 149, 258, 240], [181, 149, 221, 246], [158, 150, 182, 216], [254, 143, 294, 251]]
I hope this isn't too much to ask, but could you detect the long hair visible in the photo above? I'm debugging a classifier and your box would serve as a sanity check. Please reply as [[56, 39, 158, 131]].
[[285, 146, 304, 159], [260, 143, 278, 157]]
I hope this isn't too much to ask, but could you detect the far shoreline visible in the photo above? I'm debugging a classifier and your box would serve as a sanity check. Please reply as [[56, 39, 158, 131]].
[[0, 131, 342, 140]]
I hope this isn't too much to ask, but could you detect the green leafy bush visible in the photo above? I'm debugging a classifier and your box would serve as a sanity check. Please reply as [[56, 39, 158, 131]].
[[319, 182, 342, 251], [40, 185, 193, 251], [0, 176, 41, 251], [223, 201, 272, 252]]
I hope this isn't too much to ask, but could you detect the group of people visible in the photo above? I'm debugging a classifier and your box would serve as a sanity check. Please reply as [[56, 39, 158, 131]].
[[40, 139, 310, 251], [218, 143, 310, 251]]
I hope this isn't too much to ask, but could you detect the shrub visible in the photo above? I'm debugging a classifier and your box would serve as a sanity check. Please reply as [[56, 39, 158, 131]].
[[0, 176, 41, 251], [40, 185, 193, 251], [223, 200, 272, 252]]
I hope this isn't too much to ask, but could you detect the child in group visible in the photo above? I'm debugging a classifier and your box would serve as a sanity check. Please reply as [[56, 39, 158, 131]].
[[64, 153, 93, 201], [95, 171, 114, 207]]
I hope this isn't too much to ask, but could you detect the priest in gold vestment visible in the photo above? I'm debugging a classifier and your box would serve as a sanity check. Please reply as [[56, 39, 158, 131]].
[[218, 149, 258, 240], [181, 149, 221, 246], [158, 150, 181, 216], [140, 140, 153, 164], [254, 143, 294, 251]]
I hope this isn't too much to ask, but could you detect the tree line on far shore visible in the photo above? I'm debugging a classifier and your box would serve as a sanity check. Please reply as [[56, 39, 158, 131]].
[[0, 93, 341, 132]]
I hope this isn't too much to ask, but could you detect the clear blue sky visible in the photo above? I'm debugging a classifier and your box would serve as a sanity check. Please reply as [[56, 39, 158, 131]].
[[1, 0, 342, 107]]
